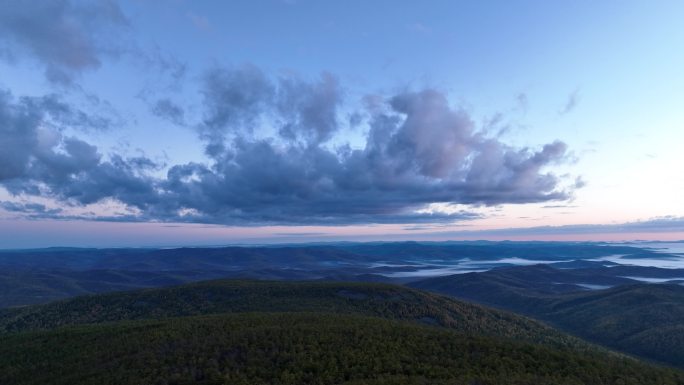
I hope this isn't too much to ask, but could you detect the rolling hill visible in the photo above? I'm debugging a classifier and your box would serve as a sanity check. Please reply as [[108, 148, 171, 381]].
[[1, 280, 682, 385], [2, 312, 682, 385], [0, 280, 583, 350], [410, 267, 684, 368]]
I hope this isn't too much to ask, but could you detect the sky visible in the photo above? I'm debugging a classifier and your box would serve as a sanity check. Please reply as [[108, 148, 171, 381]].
[[0, 0, 683, 247]]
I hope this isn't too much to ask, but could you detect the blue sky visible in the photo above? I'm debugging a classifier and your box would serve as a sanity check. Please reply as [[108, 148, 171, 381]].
[[0, 0, 683, 247]]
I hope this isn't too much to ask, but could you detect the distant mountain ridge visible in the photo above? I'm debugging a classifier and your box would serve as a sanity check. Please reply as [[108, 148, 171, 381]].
[[1, 242, 680, 307], [0, 242, 673, 271]]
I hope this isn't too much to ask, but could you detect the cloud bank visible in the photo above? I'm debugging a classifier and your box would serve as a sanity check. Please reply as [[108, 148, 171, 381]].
[[0, 2, 575, 226], [0, 0, 128, 84], [0, 72, 573, 225]]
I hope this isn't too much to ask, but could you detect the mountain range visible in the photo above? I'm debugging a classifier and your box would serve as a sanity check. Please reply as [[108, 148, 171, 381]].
[[1, 242, 684, 382]]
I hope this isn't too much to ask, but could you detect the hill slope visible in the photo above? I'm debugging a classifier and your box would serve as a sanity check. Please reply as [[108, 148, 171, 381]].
[[2, 312, 682, 385], [540, 284, 684, 367], [2, 280, 682, 384], [0, 280, 584, 350], [411, 270, 684, 368]]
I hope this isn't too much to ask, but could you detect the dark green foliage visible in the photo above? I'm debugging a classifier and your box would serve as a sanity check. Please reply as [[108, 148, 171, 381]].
[[0, 280, 586, 350], [1, 312, 681, 385], [540, 284, 684, 368], [2, 279, 682, 384], [412, 271, 684, 368]]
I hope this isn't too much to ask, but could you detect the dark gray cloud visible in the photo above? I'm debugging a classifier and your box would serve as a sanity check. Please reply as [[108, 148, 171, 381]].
[[198, 67, 344, 154], [151, 98, 185, 126], [0, 90, 39, 180], [134, 74, 571, 225], [0, 90, 121, 181], [276, 72, 342, 145], [200, 65, 274, 156], [0, 0, 128, 84], [29, 93, 119, 131], [0, 90, 157, 215], [0, 201, 62, 218], [0, 64, 575, 225]]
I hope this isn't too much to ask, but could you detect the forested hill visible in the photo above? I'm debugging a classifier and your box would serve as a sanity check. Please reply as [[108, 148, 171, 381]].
[[411, 270, 684, 368], [1, 280, 683, 385], [2, 312, 682, 385], [0, 280, 583, 350]]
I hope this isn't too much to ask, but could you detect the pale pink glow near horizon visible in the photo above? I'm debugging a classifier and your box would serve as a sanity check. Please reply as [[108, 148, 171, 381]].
[[0, 219, 682, 248], [434, 232, 684, 242]]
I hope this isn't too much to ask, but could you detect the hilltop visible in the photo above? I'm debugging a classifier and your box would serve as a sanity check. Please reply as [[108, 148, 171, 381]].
[[1, 280, 682, 385]]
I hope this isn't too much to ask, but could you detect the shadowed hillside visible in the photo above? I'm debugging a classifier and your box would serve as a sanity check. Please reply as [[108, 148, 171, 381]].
[[2, 312, 682, 385], [411, 268, 684, 368], [0, 280, 584, 350], [1, 281, 683, 385]]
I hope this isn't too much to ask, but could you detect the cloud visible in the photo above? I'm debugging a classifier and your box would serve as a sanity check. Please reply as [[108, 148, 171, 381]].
[[31, 93, 120, 131], [0, 201, 62, 217], [0, 90, 121, 181], [198, 67, 344, 153], [200, 64, 274, 156], [0, 0, 128, 84], [516, 93, 528, 112], [559, 89, 580, 115], [151, 98, 185, 126], [156, 73, 572, 224], [0, 64, 576, 225], [0, 89, 157, 214], [276, 72, 342, 145]]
